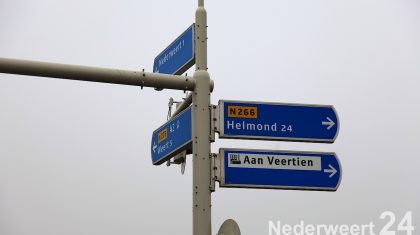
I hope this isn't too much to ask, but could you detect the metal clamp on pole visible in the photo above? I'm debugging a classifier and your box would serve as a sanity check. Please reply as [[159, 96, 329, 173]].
[[210, 105, 220, 142], [210, 153, 220, 192]]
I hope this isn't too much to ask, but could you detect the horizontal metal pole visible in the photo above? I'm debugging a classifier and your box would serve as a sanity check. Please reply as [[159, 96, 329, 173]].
[[171, 80, 214, 117], [171, 79, 213, 118], [0, 57, 195, 91], [173, 93, 193, 117]]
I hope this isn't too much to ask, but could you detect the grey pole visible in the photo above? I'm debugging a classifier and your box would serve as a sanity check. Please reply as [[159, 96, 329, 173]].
[[0, 58, 196, 91], [192, 0, 211, 235]]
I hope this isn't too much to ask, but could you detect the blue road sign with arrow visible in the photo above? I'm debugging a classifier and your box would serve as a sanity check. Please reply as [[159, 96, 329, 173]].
[[218, 148, 341, 191], [218, 100, 339, 143], [153, 24, 195, 75], [151, 106, 192, 165]]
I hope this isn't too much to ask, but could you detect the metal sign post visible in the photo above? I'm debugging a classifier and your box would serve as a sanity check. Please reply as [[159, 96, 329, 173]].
[[0, 1, 344, 234], [192, 1, 212, 235]]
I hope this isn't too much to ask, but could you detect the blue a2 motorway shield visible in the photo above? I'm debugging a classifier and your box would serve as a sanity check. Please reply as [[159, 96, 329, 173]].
[[218, 100, 339, 143], [153, 24, 195, 75], [151, 106, 192, 165], [218, 148, 342, 191]]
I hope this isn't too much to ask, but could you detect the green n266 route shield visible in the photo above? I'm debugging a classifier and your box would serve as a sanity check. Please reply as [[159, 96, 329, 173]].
[[218, 100, 339, 143]]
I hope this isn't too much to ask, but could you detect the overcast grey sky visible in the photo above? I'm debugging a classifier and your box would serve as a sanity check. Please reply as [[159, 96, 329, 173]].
[[0, 0, 419, 234]]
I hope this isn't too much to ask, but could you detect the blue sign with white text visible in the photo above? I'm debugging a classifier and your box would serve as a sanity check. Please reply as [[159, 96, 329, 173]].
[[151, 106, 192, 165], [153, 24, 195, 75], [219, 100, 339, 143], [220, 148, 341, 191]]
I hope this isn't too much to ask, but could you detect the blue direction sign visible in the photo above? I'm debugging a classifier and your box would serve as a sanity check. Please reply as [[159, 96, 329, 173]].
[[219, 148, 341, 191], [218, 100, 339, 143], [153, 24, 195, 75], [151, 106, 192, 165]]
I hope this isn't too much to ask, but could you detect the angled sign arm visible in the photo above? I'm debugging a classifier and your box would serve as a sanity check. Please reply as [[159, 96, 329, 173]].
[[0, 57, 196, 91]]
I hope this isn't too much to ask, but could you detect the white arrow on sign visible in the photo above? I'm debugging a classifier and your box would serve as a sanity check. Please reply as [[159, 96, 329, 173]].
[[152, 142, 157, 153], [322, 117, 335, 130], [324, 164, 337, 178]]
